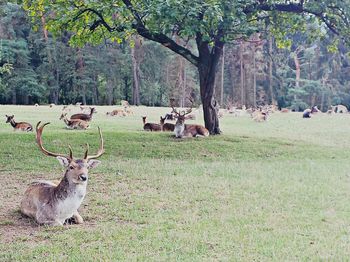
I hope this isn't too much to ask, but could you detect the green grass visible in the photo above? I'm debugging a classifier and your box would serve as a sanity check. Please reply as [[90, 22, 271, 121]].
[[1, 105, 350, 261]]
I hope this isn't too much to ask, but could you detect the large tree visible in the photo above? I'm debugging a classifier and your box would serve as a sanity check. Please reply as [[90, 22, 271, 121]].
[[23, 0, 350, 134]]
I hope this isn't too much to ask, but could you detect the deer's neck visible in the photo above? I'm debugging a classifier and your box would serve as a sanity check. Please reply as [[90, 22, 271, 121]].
[[10, 119, 17, 128], [54, 172, 86, 201]]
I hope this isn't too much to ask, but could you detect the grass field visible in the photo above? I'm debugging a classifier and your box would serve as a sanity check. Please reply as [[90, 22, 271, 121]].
[[1, 105, 350, 261]]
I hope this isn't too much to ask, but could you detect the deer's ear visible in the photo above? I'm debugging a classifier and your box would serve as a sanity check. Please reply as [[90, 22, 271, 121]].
[[87, 160, 101, 169], [56, 156, 70, 167]]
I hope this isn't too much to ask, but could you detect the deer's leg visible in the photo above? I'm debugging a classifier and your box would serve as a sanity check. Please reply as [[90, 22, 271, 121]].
[[72, 211, 84, 224]]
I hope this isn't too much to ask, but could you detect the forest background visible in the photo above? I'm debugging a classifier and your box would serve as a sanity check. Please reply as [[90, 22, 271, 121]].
[[1, 1, 350, 111]]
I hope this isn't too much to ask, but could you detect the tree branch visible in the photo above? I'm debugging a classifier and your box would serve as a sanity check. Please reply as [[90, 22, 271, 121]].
[[121, 0, 199, 66]]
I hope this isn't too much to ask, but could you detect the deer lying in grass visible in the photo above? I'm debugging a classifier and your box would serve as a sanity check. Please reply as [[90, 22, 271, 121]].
[[20, 122, 104, 226], [142, 116, 161, 131], [331, 104, 348, 113], [106, 109, 126, 117], [70, 107, 96, 121], [160, 116, 175, 132], [171, 105, 209, 138], [5, 115, 33, 131], [59, 113, 89, 130]]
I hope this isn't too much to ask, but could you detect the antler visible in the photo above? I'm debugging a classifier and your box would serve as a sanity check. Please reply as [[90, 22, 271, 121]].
[[84, 127, 104, 160], [182, 97, 194, 116], [169, 98, 181, 116], [36, 121, 73, 160]]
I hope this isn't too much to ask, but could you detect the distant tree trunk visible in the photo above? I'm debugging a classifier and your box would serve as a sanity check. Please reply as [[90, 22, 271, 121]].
[[12, 88, 16, 104], [293, 47, 301, 101], [220, 46, 225, 107], [106, 78, 114, 105], [124, 76, 129, 101], [239, 41, 245, 107], [131, 37, 142, 105], [76, 48, 85, 104], [268, 35, 276, 105], [252, 43, 257, 107]]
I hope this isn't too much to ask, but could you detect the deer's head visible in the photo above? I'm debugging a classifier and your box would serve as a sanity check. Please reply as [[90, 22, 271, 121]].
[[36, 122, 104, 185], [59, 113, 67, 120], [171, 99, 193, 126], [5, 115, 14, 123]]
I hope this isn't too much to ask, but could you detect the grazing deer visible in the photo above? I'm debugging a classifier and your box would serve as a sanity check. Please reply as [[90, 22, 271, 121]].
[[303, 109, 312, 118], [5, 115, 33, 131], [20, 122, 104, 226], [70, 107, 96, 121], [59, 113, 89, 130], [160, 116, 175, 132], [280, 108, 290, 113], [171, 105, 209, 138], [142, 116, 161, 131]]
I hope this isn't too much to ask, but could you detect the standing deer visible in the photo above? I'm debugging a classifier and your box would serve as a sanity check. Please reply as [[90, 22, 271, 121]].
[[70, 107, 96, 121], [5, 115, 33, 131], [59, 113, 89, 130], [160, 116, 175, 132], [142, 116, 161, 131], [171, 105, 209, 138], [20, 122, 104, 226]]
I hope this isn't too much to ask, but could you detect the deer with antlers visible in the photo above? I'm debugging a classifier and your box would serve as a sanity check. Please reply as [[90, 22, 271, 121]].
[[5, 115, 33, 131], [20, 122, 104, 226], [70, 107, 97, 122], [59, 113, 89, 130], [171, 100, 209, 138]]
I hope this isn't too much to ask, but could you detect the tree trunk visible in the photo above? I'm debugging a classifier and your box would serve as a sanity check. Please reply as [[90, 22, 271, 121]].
[[220, 46, 225, 107], [106, 78, 114, 105], [293, 49, 301, 101], [197, 41, 223, 135], [239, 42, 245, 107], [12, 88, 16, 104], [268, 35, 276, 105], [131, 37, 142, 105], [252, 43, 257, 107]]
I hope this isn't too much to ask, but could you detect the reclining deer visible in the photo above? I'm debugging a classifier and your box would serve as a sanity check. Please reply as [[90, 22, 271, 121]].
[[59, 113, 89, 130], [20, 122, 104, 226], [5, 115, 33, 131], [171, 104, 209, 138]]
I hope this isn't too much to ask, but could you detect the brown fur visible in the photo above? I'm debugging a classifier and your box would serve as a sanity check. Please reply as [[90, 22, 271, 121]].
[[5, 115, 33, 131], [160, 116, 175, 132], [107, 109, 127, 117], [60, 113, 89, 130], [70, 107, 96, 121], [142, 116, 161, 131], [174, 115, 209, 138]]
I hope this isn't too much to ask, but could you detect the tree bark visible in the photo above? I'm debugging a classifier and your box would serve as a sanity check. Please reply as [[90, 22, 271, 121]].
[[131, 37, 141, 105], [268, 35, 276, 105], [197, 39, 223, 135]]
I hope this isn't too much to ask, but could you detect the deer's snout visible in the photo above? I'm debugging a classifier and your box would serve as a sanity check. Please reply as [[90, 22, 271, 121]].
[[79, 174, 87, 181]]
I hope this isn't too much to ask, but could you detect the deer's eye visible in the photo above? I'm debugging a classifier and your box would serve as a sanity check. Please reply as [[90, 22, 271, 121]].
[[69, 166, 74, 170]]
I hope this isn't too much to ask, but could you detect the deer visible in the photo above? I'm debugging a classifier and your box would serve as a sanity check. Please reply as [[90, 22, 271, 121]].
[[59, 113, 89, 130], [142, 116, 161, 131], [70, 107, 96, 121], [171, 103, 209, 138], [20, 122, 104, 226], [160, 116, 175, 132], [5, 115, 33, 131], [106, 109, 127, 117]]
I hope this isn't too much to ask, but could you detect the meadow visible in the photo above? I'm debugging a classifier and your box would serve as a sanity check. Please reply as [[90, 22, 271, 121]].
[[1, 105, 350, 261]]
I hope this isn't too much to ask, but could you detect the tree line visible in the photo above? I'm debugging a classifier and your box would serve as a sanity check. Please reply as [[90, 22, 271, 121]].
[[1, 2, 350, 114]]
